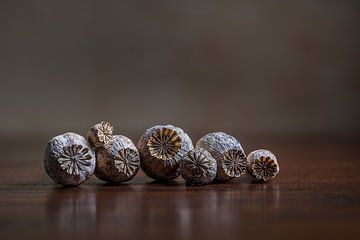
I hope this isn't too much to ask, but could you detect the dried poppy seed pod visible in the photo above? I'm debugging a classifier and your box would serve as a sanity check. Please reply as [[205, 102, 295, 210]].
[[247, 149, 279, 182], [180, 148, 217, 186], [87, 121, 114, 148], [196, 132, 247, 181], [44, 132, 96, 186], [95, 135, 140, 183], [137, 125, 194, 181]]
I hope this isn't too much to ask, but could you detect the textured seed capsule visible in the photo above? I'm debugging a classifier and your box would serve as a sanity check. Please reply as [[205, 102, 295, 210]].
[[87, 121, 114, 148], [196, 132, 247, 181], [137, 125, 194, 181], [247, 149, 279, 182], [95, 135, 140, 183], [180, 148, 217, 186], [44, 132, 96, 186]]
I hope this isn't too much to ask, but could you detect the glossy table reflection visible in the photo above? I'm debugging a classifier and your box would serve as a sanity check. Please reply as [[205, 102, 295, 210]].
[[0, 136, 359, 240]]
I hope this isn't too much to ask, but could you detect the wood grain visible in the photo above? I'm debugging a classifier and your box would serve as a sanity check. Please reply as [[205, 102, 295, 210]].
[[0, 136, 359, 240]]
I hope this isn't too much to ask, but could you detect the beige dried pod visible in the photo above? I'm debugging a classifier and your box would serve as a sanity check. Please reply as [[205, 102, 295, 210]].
[[87, 121, 114, 148], [95, 135, 140, 183], [137, 125, 194, 181], [196, 132, 247, 181], [44, 132, 96, 186], [180, 148, 217, 186], [247, 149, 279, 182]]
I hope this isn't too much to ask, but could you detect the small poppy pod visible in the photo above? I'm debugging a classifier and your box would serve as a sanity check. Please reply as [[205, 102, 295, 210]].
[[247, 149, 279, 182], [87, 121, 114, 149], [44, 132, 96, 186], [95, 135, 140, 183], [196, 132, 247, 181], [137, 125, 194, 181], [180, 148, 217, 186]]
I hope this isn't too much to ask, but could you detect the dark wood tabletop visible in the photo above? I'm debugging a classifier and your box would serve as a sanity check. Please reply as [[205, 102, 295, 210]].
[[0, 135, 359, 240]]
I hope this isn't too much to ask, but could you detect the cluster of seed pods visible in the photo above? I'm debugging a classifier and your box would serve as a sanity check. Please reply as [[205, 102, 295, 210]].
[[44, 123, 279, 186]]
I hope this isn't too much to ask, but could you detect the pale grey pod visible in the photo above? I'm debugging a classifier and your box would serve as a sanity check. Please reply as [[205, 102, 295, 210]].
[[137, 125, 194, 181], [247, 149, 279, 182], [44, 132, 96, 186], [180, 148, 217, 186], [196, 132, 247, 181], [95, 135, 140, 183], [87, 121, 114, 149]]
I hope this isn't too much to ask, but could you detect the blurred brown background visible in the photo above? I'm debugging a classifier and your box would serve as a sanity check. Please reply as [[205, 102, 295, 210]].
[[0, 2, 360, 240], [0, 0, 359, 139]]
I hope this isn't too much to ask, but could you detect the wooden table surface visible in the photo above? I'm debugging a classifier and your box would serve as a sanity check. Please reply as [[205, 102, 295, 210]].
[[0, 135, 359, 240]]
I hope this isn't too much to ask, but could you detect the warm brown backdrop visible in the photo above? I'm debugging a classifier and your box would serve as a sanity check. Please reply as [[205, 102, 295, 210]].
[[0, 2, 360, 240], [0, 1, 359, 137]]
